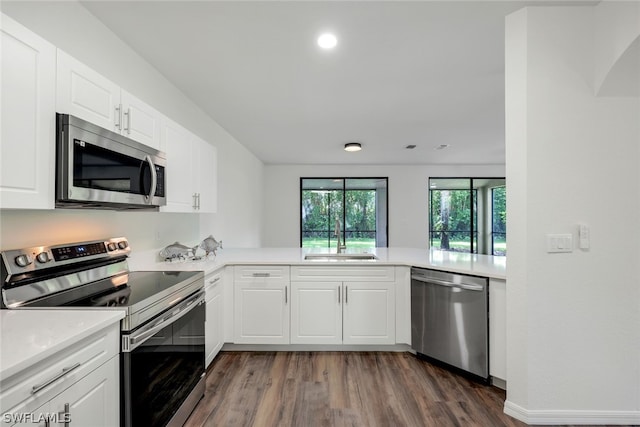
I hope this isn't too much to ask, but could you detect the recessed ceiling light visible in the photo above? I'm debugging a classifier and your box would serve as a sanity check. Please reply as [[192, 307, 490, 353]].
[[434, 144, 450, 150], [317, 33, 338, 49], [405, 144, 417, 150], [344, 142, 362, 152]]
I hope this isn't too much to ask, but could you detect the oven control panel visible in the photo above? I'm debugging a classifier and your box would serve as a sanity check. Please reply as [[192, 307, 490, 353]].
[[1, 237, 130, 277]]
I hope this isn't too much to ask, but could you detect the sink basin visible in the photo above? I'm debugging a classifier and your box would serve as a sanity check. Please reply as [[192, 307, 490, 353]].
[[304, 253, 379, 261]]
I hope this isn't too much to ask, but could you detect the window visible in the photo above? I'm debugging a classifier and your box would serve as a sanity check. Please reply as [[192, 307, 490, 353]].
[[301, 178, 388, 248], [429, 178, 506, 256]]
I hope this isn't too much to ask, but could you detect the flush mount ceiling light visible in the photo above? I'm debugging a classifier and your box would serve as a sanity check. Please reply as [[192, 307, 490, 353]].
[[344, 142, 362, 152], [317, 33, 338, 49]]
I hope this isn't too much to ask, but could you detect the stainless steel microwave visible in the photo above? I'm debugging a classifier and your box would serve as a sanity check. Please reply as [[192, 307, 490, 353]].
[[56, 113, 166, 209]]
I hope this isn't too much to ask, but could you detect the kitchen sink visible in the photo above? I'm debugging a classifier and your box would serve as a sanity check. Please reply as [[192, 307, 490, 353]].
[[304, 253, 379, 261]]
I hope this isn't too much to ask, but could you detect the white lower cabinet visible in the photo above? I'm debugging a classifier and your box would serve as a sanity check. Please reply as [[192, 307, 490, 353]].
[[205, 270, 224, 366], [291, 280, 395, 345], [290, 266, 396, 346], [342, 282, 395, 345], [233, 266, 290, 344], [1, 324, 120, 427], [489, 278, 507, 382], [290, 282, 342, 345], [48, 356, 119, 427]]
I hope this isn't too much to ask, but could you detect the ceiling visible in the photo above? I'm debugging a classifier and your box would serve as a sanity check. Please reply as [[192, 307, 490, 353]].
[[80, 1, 582, 165]]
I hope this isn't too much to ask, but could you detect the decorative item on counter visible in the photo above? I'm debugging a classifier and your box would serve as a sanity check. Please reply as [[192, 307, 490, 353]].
[[199, 235, 223, 257], [159, 242, 199, 261]]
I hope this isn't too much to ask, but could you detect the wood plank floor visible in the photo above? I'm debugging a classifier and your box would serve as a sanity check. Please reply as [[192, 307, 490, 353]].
[[184, 351, 525, 427]]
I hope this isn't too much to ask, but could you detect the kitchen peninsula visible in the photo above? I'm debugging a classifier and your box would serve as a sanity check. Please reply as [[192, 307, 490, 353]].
[[129, 247, 507, 386]]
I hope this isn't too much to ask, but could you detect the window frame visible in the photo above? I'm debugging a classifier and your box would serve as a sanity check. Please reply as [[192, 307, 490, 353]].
[[299, 177, 389, 248], [428, 177, 506, 256]]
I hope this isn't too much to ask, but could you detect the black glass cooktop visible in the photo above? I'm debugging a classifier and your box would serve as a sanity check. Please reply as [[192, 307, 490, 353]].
[[25, 270, 201, 308]]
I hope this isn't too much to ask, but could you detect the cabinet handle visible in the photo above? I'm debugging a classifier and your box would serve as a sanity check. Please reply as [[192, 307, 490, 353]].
[[115, 105, 121, 130], [338, 285, 341, 304], [192, 193, 198, 210], [208, 277, 221, 285], [31, 363, 81, 394], [59, 403, 70, 427], [124, 108, 131, 134], [345, 286, 348, 304], [197, 193, 201, 210], [285, 285, 288, 304], [252, 272, 271, 277]]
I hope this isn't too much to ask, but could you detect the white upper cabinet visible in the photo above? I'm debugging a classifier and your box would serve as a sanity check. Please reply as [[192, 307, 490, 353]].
[[56, 49, 120, 133], [0, 14, 56, 209], [161, 116, 217, 213], [161, 118, 194, 212], [56, 50, 161, 150], [120, 89, 162, 150], [192, 135, 218, 213]]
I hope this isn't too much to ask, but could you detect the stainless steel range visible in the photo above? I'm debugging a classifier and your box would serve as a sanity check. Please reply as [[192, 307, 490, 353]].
[[1, 237, 206, 427]]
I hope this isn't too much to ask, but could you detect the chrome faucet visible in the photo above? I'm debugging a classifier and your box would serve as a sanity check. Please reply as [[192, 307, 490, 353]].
[[334, 218, 346, 254]]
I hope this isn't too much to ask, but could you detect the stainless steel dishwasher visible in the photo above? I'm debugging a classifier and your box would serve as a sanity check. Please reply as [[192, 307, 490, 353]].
[[411, 267, 489, 382]]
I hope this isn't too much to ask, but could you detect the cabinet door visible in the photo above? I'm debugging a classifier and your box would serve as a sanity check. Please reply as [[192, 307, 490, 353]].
[[5, 402, 49, 426], [489, 278, 507, 382], [205, 274, 224, 367], [49, 356, 119, 427], [291, 282, 342, 345], [234, 281, 289, 344], [193, 136, 217, 213], [343, 282, 395, 345], [120, 89, 161, 150], [161, 118, 195, 212], [0, 15, 56, 209], [56, 50, 120, 132]]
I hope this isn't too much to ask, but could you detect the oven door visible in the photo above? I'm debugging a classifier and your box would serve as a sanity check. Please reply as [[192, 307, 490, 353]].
[[121, 290, 205, 427], [56, 113, 166, 208]]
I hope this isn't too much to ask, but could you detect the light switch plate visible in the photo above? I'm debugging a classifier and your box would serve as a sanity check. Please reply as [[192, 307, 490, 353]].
[[578, 224, 590, 249], [547, 234, 573, 253]]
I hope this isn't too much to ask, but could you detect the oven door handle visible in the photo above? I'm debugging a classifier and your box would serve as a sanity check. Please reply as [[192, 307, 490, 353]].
[[124, 290, 204, 352]]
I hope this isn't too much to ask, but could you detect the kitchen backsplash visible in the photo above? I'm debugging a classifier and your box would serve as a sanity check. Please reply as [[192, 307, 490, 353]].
[[0, 209, 201, 252]]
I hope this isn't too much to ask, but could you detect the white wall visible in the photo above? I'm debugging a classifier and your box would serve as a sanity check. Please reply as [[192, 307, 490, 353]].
[[505, 5, 640, 424], [263, 164, 504, 248], [0, 1, 263, 251], [594, 0, 640, 95]]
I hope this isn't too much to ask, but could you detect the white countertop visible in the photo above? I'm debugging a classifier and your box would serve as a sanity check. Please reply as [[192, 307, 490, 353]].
[[129, 247, 506, 280], [0, 309, 125, 380], [0, 248, 503, 381]]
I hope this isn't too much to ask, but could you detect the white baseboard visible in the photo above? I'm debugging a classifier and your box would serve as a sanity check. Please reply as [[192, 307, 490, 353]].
[[504, 400, 640, 425]]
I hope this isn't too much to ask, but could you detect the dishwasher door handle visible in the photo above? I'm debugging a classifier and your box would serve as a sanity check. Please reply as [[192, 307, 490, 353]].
[[411, 275, 484, 292]]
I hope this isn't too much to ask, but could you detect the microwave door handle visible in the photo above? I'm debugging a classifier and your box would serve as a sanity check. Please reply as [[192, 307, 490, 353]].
[[143, 155, 157, 203]]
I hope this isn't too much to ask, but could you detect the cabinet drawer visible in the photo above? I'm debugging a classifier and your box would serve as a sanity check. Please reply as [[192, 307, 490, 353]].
[[1, 324, 119, 420], [291, 266, 395, 282], [205, 270, 223, 299], [234, 265, 290, 281]]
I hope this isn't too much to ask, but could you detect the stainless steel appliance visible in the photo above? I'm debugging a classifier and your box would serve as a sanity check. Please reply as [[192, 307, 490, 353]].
[[411, 267, 489, 382], [56, 113, 167, 209], [1, 237, 205, 427]]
